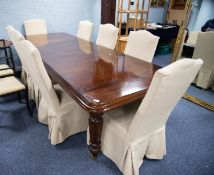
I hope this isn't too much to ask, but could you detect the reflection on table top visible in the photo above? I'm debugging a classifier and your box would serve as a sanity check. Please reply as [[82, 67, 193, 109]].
[[26, 33, 161, 112]]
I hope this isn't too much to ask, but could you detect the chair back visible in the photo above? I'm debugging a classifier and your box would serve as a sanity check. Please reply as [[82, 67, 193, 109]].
[[24, 19, 47, 36], [124, 30, 159, 63], [186, 31, 200, 46], [77, 20, 93, 41], [129, 58, 203, 140], [6, 26, 26, 68], [20, 40, 60, 115], [192, 32, 214, 68], [96, 24, 119, 50]]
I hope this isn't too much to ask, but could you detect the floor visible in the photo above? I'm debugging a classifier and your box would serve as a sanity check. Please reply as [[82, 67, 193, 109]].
[[0, 54, 214, 175]]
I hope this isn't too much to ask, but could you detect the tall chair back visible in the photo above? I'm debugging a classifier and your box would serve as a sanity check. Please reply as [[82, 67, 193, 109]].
[[129, 58, 203, 140], [6, 26, 26, 67], [124, 30, 159, 63], [192, 32, 214, 89], [96, 24, 119, 50], [20, 40, 60, 115], [186, 31, 200, 46], [77, 20, 93, 41], [24, 19, 47, 36]]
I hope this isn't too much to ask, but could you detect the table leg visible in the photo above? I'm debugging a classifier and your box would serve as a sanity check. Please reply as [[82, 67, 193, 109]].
[[89, 112, 103, 159]]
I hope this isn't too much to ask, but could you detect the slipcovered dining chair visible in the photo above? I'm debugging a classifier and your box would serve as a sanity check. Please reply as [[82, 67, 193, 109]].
[[185, 31, 200, 46], [192, 32, 214, 90], [96, 24, 119, 50], [20, 39, 88, 144], [24, 19, 47, 36], [87, 58, 203, 175], [124, 30, 159, 63], [77, 20, 93, 41], [6, 26, 36, 102], [6, 26, 26, 81]]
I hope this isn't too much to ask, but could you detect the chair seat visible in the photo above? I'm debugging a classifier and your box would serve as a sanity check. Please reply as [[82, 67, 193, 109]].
[[104, 100, 141, 135], [0, 64, 10, 70], [0, 68, 14, 77], [0, 76, 25, 95]]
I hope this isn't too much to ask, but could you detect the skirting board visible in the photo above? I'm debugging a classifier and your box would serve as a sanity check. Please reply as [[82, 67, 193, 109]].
[[183, 93, 214, 112]]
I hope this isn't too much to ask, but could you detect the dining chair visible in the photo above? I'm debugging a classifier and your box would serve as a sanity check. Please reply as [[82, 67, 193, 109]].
[[87, 58, 203, 175], [192, 32, 214, 90], [124, 30, 159, 63], [185, 31, 200, 46], [24, 19, 47, 36], [0, 76, 32, 116], [0, 39, 16, 78], [77, 20, 93, 41], [20, 39, 89, 144], [6, 26, 36, 102], [96, 24, 119, 50], [6, 26, 26, 80]]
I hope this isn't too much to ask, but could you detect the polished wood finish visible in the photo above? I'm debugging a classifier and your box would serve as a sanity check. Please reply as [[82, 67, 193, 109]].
[[89, 112, 103, 158], [26, 33, 161, 157]]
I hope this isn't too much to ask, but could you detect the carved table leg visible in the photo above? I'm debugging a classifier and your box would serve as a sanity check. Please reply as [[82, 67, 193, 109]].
[[89, 112, 103, 159]]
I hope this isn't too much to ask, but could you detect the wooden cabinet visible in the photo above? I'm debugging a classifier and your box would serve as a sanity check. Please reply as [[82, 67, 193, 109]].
[[166, 0, 187, 25]]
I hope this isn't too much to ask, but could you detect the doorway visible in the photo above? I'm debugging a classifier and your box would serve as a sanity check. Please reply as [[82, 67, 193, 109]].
[[101, 0, 116, 25]]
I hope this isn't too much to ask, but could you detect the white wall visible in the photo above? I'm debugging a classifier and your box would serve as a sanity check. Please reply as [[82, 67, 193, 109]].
[[193, 0, 214, 31]]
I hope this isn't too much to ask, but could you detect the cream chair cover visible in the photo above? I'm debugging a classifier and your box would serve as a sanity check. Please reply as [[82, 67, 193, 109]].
[[77, 20, 93, 41], [192, 32, 214, 90], [186, 31, 200, 46], [6, 26, 36, 101], [96, 24, 119, 50], [20, 40, 88, 144], [87, 58, 203, 175], [124, 30, 159, 63], [24, 19, 47, 36]]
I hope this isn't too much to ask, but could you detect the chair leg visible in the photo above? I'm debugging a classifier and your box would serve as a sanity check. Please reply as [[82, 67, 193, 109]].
[[8, 47, 16, 75], [17, 92, 22, 103], [4, 47, 9, 66], [25, 89, 33, 117]]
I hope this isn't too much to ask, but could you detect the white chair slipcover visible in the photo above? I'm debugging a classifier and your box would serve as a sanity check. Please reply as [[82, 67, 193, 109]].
[[96, 24, 119, 50], [185, 31, 201, 46], [88, 58, 203, 175], [20, 40, 88, 144], [6, 26, 36, 101], [24, 19, 47, 36], [77, 20, 93, 41], [124, 30, 159, 63], [192, 32, 214, 90]]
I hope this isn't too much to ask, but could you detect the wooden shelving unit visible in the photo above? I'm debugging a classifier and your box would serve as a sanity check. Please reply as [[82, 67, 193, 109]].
[[166, 0, 187, 25], [116, 0, 151, 52]]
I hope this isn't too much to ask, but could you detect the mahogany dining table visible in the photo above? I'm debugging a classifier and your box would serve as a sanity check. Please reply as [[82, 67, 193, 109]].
[[26, 33, 161, 158]]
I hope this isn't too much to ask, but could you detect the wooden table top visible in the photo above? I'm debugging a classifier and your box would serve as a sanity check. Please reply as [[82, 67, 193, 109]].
[[26, 33, 161, 113]]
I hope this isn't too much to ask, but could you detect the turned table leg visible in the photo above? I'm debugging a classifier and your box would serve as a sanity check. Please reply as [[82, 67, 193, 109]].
[[89, 112, 103, 159]]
